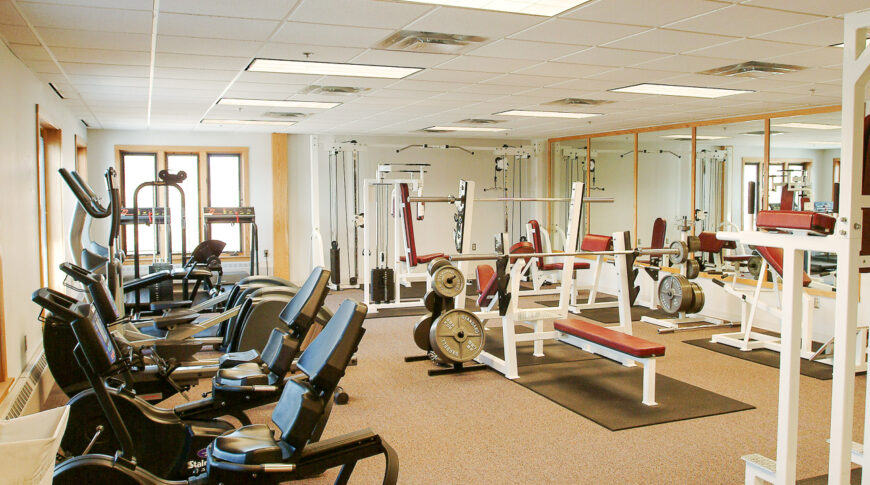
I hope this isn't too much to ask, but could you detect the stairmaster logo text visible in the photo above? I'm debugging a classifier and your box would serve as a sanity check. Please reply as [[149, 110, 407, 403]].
[[187, 448, 208, 473]]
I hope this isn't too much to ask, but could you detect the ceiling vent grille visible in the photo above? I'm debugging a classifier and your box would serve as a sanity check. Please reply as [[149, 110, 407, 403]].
[[458, 119, 504, 124], [300, 85, 370, 95], [698, 61, 806, 78], [378, 30, 487, 54], [545, 98, 613, 106], [264, 111, 306, 118], [742, 130, 785, 136]]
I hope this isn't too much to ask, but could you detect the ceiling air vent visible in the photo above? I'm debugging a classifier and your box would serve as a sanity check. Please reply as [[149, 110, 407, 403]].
[[546, 98, 613, 106], [378, 30, 487, 54], [698, 61, 806, 78], [300, 85, 370, 95], [264, 111, 306, 118], [458, 119, 504, 124]]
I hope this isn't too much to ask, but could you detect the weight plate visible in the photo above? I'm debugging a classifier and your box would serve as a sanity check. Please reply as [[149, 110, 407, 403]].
[[689, 282, 705, 314], [427, 257, 451, 276], [668, 241, 689, 265], [413, 316, 434, 351], [747, 255, 763, 279], [685, 259, 700, 280], [658, 274, 692, 314], [423, 291, 438, 312], [429, 309, 485, 363], [686, 235, 701, 253], [432, 265, 465, 298]]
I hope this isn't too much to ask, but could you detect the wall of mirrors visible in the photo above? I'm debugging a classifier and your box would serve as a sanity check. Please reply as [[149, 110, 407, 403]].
[[547, 107, 841, 262]]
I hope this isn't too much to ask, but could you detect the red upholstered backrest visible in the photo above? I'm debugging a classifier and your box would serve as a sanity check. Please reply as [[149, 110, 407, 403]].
[[476, 265, 498, 307], [698, 232, 727, 253], [398, 183, 418, 267], [509, 241, 534, 264], [651, 218, 666, 249], [528, 220, 544, 269], [755, 246, 811, 287], [580, 234, 612, 252], [756, 210, 836, 235], [862, 115, 870, 262], [780, 187, 795, 211]]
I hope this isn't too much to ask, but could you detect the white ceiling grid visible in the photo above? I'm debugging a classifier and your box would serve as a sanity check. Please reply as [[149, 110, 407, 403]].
[[0, 0, 866, 136]]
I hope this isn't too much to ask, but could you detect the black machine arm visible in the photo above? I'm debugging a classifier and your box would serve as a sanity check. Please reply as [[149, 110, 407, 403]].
[[59, 168, 112, 219]]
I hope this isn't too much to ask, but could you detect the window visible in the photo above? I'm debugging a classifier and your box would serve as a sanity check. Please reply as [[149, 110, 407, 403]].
[[37, 120, 62, 288], [117, 146, 248, 259]]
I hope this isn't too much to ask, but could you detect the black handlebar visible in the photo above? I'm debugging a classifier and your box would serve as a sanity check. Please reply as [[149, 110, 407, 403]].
[[59, 168, 112, 219]]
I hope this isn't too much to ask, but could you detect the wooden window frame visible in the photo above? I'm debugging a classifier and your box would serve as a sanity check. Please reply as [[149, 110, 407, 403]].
[[115, 145, 250, 263]]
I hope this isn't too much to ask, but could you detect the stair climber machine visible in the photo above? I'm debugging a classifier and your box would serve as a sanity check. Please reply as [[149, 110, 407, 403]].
[[43, 290, 397, 484], [34, 267, 345, 480]]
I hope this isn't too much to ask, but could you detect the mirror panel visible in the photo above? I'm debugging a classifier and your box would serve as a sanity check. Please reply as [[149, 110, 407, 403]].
[[588, 134, 634, 240], [637, 128, 692, 245], [548, 139, 587, 250]]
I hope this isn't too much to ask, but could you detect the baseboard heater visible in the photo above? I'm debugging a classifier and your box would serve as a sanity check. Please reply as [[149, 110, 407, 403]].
[[0, 349, 54, 419]]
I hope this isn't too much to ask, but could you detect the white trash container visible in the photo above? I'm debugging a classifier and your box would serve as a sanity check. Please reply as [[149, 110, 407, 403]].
[[0, 405, 70, 485]]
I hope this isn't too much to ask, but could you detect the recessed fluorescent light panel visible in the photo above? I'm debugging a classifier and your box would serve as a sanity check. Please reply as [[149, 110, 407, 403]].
[[218, 98, 339, 109], [610, 83, 753, 98], [395, 0, 592, 16], [661, 134, 728, 140], [201, 119, 296, 126], [248, 58, 421, 79], [424, 126, 509, 132], [496, 110, 601, 119], [774, 122, 840, 130]]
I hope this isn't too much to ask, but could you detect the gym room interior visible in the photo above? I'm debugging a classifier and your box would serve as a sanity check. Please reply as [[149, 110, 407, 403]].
[[1, 0, 870, 483]]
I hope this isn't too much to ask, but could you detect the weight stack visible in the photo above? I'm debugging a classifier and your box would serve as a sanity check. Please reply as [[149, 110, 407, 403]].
[[148, 262, 174, 303], [329, 242, 341, 289], [370, 268, 395, 303]]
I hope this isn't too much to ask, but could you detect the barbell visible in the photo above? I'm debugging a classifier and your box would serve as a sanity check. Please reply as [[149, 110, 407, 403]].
[[407, 196, 614, 203]]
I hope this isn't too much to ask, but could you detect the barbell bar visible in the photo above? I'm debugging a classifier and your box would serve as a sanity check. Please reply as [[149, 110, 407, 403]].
[[408, 196, 614, 203], [446, 245, 688, 262]]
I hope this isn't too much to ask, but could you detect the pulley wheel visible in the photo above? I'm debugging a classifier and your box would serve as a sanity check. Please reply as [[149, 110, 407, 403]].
[[747, 255, 763, 279], [428, 257, 451, 276], [429, 309, 485, 363], [658, 274, 692, 314], [413, 316, 434, 351], [668, 241, 689, 265], [432, 265, 465, 298], [685, 259, 701, 280], [686, 235, 701, 253], [688, 282, 705, 314]]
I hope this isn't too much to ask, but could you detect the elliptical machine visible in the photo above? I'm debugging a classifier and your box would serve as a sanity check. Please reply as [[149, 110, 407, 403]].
[[49, 295, 397, 484], [35, 267, 337, 479]]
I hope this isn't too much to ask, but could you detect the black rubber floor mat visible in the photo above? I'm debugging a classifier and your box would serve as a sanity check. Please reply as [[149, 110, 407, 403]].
[[683, 338, 834, 380], [798, 467, 861, 484], [510, 359, 754, 431], [534, 300, 673, 323], [483, 328, 599, 367]]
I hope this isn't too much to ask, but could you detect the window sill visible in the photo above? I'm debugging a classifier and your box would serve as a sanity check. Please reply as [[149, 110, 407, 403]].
[[122, 254, 251, 266]]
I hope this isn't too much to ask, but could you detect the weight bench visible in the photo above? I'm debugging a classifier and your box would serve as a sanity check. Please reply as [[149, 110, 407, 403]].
[[555, 318, 666, 406], [698, 231, 747, 273], [570, 234, 617, 312], [398, 183, 446, 267], [475, 241, 535, 311], [526, 219, 589, 291]]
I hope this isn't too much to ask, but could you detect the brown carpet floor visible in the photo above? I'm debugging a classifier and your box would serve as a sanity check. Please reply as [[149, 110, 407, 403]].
[[44, 288, 867, 484]]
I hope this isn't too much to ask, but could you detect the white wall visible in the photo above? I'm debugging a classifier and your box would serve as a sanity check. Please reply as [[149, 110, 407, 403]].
[[86, 129, 274, 274], [0, 42, 87, 377]]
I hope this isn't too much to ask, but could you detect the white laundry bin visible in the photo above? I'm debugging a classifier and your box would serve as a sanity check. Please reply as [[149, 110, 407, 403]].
[[0, 405, 70, 485]]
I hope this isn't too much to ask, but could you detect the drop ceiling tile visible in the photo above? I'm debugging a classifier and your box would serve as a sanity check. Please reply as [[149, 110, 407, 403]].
[[76, 84, 148, 95], [467, 39, 583, 60], [153, 78, 228, 90], [755, 18, 844, 47], [404, 7, 544, 39], [6, 43, 50, 61], [158, 13, 279, 41], [481, 73, 573, 87], [408, 68, 500, 83], [0, 1, 26, 25], [66, 74, 150, 87], [155, 67, 238, 80], [349, 49, 456, 68], [62, 63, 149, 77], [236, 71, 320, 84], [37, 28, 150, 50], [687, 38, 813, 60], [563, 0, 726, 28], [360, 88, 435, 99], [667, 5, 819, 38], [456, 83, 530, 95], [547, 77, 625, 91], [313, 76, 398, 88], [387, 79, 468, 92], [17, 3, 152, 33], [22, 59, 61, 73], [156, 36, 261, 57], [0, 24, 39, 44], [510, 18, 647, 46], [289, 0, 432, 29], [51, 47, 150, 65], [21, 0, 152, 10], [256, 43, 363, 62], [770, 67, 842, 84], [514, 61, 613, 78], [160, 0, 295, 19], [436, 55, 539, 73], [428, 91, 501, 102], [586, 67, 677, 83], [762, 47, 844, 68], [223, 85, 307, 96], [155, 52, 249, 70], [660, 73, 757, 87], [632, 54, 736, 73], [556, 47, 671, 67], [604, 29, 735, 54], [717, 76, 810, 93], [743, 0, 870, 17], [272, 22, 393, 48]]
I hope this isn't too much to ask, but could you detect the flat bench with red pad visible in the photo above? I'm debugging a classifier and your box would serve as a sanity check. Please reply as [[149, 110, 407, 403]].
[[555, 318, 666, 358], [755, 210, 836, 235], [398, 183, 445, 266]]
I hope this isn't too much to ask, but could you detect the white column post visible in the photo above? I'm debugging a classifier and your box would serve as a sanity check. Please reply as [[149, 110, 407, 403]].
[[775, 248, 803, 485]]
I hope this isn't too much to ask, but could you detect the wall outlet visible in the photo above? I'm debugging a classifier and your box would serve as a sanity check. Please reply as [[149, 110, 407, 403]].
[[472, 243, 477, 250]]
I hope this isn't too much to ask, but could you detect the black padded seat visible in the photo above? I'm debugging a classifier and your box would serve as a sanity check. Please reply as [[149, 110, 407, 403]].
[[212, 424, 291, 465], [170, 268, 212, 279], [219, 348, 261, 368], [214, 363, 270, 386]]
